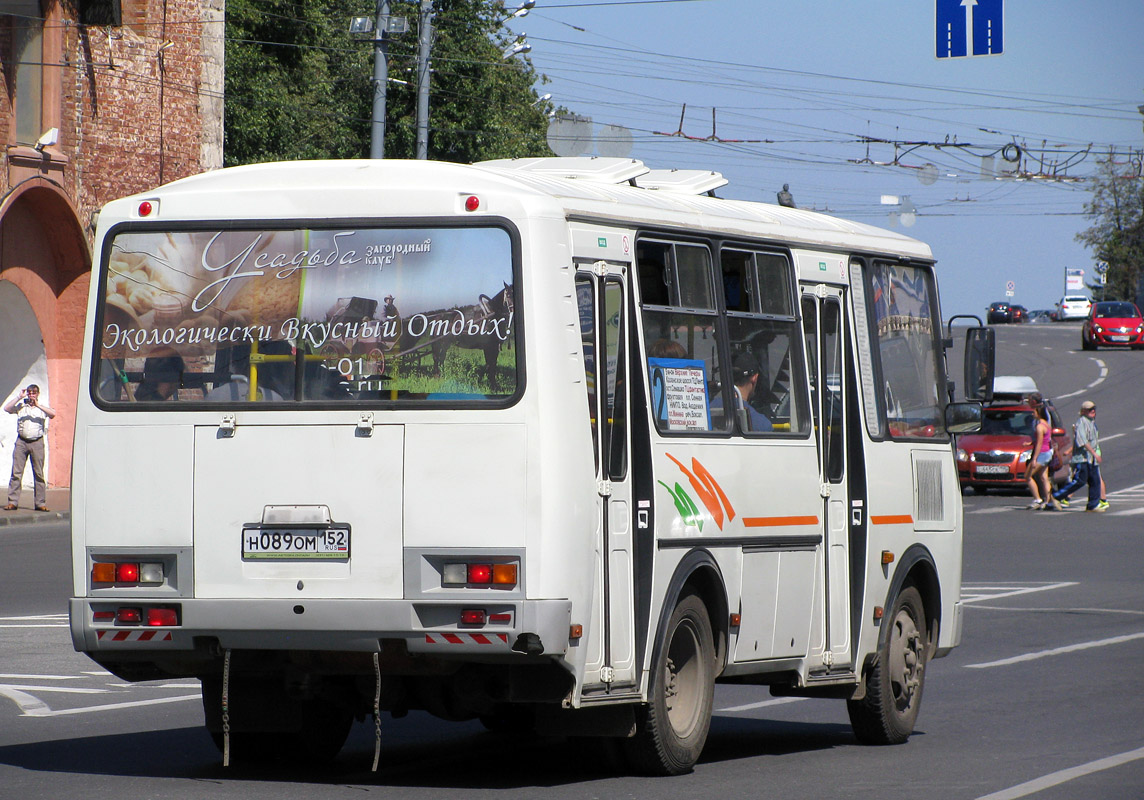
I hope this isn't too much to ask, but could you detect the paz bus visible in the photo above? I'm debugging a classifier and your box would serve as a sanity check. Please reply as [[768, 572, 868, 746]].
[[69, 157, 987, 775]]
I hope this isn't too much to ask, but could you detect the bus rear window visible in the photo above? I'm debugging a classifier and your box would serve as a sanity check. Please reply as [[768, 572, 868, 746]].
[[94, 226, 517, 405]]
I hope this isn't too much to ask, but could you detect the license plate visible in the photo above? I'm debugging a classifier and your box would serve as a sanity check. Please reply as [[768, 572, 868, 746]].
[[1109, 335, 1129, 342], [242, 527, 350, 560], [975, 464, 1010, 474]]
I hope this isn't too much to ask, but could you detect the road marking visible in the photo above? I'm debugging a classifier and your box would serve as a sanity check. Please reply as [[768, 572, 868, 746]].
[[0, 673, 82, 680], [1102, 432, 1126, 442], [965, 631, 1144, 669], [17, 693, 202, 718], [0, 614, 68, 628], [967, 605, 1144, 616], [975, 745, 1144, 800], [718, 696, 806, 713], [1055, 357, 1106, 399], [961, 581, 1076, 604], [0, 683, 109, 694], [0, 687, 50, 716]]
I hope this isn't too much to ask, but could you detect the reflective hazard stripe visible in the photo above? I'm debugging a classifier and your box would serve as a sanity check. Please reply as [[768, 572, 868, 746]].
[[96, 630, 173, 642], [423, 632, 509, 645]]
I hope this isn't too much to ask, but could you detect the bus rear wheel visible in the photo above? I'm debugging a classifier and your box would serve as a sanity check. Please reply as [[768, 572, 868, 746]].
[[847, 585, 927, 745], [624, 592, 715, 775]]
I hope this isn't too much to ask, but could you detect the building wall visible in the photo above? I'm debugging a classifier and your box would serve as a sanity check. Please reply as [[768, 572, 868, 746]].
[[0, 0, 223, 488]]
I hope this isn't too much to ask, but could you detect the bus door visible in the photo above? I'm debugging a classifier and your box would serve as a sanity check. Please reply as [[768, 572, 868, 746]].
[[576, 264, 637, 690], [801, 286, 852, 667]]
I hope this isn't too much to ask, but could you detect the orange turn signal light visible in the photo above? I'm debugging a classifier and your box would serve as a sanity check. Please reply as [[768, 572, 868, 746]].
[[92, 562, 116, 583], [492, 563, 518, 585]]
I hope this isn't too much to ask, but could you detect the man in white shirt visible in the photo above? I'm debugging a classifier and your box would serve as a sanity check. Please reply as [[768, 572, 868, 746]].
[[4, 384, 56, 511]]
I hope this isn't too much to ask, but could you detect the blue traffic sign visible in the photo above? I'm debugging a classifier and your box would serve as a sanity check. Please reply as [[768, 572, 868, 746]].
[[936, 0, 1003, 59]]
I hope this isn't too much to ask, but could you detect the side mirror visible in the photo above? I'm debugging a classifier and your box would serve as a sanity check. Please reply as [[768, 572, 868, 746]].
[[946, 315, 994, 403], [945, 401, 983, 434], [963, 327, 995, 403]]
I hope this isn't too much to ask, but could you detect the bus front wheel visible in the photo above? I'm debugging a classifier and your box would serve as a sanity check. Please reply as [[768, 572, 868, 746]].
[[624, 592, 715, 775], [847, 585, 928, 745]]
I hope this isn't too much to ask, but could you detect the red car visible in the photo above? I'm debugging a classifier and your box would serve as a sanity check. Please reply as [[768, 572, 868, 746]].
[[956, 399, 1072, 493], [1081, 301, 1144, 350]]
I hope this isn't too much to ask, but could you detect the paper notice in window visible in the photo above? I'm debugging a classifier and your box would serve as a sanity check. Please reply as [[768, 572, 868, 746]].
[[649, 358, 711, 431]]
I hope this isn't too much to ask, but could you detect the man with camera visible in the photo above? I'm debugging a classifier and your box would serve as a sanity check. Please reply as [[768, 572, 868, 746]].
[[4, 384, 56, 512]]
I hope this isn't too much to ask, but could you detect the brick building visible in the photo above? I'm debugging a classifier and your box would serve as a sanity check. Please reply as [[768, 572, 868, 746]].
[[0, 0, 222, 491]]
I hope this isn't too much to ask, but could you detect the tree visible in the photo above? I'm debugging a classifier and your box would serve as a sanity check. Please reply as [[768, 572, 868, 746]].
[[1075, 154, 1144, 303], [224, 0, 553, 166]]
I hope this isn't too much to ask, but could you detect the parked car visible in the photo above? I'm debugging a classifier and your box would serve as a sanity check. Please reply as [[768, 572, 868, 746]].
[[987, 301, 1012, 324], [1027, 309, 1054, 323], [1081, 300, 1144, 349], [1056, 295, 1092, 321], [956, 377, 1072, 493], [1010, 304, 1027, 323]]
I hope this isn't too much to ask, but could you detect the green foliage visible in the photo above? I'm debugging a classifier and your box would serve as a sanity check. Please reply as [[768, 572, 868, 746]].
[[1075, 157, 1144, 302], [224, 0, 553, 166]]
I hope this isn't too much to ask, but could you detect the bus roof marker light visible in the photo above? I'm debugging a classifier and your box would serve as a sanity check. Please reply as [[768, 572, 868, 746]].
[[138, 200, 155, 217], [465, 195, 480, 212]]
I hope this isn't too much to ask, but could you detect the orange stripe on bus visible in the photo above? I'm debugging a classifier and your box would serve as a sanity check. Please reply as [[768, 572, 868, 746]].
[[742, 515, 819, 527], [870, 515, 914, 525]]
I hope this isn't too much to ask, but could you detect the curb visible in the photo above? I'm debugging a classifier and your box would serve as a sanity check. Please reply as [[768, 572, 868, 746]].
[[0, 510, 69, 527]]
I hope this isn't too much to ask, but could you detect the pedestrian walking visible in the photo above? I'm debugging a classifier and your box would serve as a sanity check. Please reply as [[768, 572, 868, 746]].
[[4, 384, 56, 511], [1052, 400, 1104, 512], [1023, 394, 1062, 510]]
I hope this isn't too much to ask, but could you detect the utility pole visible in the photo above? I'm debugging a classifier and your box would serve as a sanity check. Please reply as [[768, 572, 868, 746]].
[[370, 0, 391, 159], [415, 1, 434, 159]]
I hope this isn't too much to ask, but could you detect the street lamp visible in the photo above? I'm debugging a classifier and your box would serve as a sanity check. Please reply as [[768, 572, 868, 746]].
[[349, 4, 409, 158], [503, 36, 531, 58], [506, 0, 534, 20]]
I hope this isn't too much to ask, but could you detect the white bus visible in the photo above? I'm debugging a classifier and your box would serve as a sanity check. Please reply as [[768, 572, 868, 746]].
[[70, 157, 986, 775]]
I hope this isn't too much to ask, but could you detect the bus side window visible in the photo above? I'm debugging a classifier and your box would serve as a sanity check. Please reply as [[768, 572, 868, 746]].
[[636, 242, 670, 306], [575, 277, 600, 473], [722, 249, 808, 435], [639, 239, 728, 434]]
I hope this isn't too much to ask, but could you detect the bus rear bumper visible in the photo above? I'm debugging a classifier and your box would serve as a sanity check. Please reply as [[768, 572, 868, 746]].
[[69, 596, 573, 658]]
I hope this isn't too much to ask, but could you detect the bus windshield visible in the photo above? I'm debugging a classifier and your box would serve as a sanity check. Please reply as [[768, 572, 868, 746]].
[[94, 225, 518, 405]]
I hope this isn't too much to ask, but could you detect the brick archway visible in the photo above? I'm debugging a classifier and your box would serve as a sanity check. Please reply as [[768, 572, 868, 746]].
[[0, 177, 91, 487]]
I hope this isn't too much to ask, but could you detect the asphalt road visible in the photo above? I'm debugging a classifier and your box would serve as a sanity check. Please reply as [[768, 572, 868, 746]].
[[1, 321, 1141, 799]]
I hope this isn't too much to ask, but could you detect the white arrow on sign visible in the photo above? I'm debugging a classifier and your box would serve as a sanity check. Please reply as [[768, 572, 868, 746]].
[[961, 0, 977, 56]]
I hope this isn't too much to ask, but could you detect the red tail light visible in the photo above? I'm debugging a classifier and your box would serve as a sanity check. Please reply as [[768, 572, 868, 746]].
[[460, 609, 486, 625], [146, 607, 178, 627], [116, 608, 142, 625]]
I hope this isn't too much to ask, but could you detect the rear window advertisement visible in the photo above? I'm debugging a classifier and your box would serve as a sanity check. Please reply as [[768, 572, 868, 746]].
[[97, 227, 517, 403]]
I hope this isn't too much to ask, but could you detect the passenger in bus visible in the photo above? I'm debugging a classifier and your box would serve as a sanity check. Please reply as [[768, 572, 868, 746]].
[[135, 354, 185, 401], [710, 352, 773, 432], [648, 339, 687, 359], [205, 346, 284, 402]]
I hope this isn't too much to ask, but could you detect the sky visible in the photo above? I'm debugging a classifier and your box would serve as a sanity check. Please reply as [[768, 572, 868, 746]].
[[497, 0, 1144, 318]]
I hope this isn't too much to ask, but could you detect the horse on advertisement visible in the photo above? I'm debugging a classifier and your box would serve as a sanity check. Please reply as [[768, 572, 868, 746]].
[[428, 283, 515, 392]]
